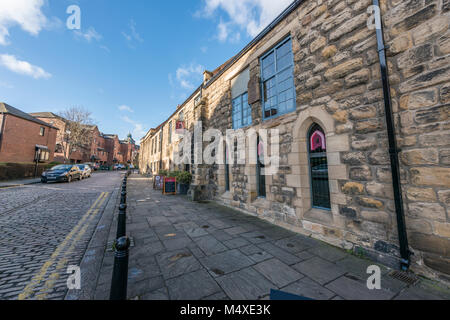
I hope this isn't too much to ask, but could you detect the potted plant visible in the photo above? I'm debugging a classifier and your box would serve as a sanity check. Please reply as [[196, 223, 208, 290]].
[[176, 171, 192, 195]]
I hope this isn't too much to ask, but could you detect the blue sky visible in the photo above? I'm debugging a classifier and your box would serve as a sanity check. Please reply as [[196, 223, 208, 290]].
[[0, 0, 292, 142]]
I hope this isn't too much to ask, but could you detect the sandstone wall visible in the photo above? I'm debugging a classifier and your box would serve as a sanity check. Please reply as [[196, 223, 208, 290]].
[[139, 0, 450, 280], [200, 0, 450, 280]]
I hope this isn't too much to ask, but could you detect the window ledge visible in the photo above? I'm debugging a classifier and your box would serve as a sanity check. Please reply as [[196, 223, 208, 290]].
[[221, 191, 232, 200], [252, 196, 271, 209], [303, 208, 333, 226]]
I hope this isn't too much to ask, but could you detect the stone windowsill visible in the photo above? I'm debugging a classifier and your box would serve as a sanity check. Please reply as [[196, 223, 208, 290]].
[[303, 207, 334, 227]]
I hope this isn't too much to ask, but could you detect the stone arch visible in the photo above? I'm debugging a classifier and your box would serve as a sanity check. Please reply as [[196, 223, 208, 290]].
[[288, 105, 349, 224]]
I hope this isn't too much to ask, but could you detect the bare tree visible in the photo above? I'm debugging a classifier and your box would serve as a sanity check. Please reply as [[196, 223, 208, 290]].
[[58, 107, 95, 163]]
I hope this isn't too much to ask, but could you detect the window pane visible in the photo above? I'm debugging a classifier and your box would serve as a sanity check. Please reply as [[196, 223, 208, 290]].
[[261, 37, 294, 120], [308, 124, 331, 209], [262, 52, 275, 79]]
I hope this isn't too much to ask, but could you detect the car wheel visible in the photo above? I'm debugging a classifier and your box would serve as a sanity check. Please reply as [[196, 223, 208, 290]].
[[67, 175, 72, 183]]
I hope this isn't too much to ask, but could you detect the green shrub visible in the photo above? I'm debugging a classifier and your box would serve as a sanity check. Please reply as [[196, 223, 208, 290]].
[[177, 171, 192, 185], [158, 170, 168, 176]]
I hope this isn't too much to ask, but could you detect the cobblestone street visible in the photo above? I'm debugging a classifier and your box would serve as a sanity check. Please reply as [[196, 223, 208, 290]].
[[94, 175, 450, 300], [0, 172, 122, 300]]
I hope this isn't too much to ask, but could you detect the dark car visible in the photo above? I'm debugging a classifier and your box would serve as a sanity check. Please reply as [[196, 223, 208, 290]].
[[41, 165, 82, 183]]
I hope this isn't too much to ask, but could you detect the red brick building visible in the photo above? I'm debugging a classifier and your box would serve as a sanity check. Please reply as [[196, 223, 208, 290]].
[[31, 112, 138, 166], [0, 103, 58, 163]]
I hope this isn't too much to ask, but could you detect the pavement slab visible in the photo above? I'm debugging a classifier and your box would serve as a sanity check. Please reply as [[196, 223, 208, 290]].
[[166, 270, 222, 300], [325, 275, 397, 300], [292, 257, 347, 285], [199, 249, 255, 277], [281, 277, 336, 300], [87, 174, 450, 301], [253, 258, 304, 288], [156, 249, 202, 280], [216, 267, 276, 300], [257, 242, 302, 265], [194, 235, 229, 256]]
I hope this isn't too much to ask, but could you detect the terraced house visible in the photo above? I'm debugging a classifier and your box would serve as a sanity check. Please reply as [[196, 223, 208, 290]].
[[140, 0, 450, 282]]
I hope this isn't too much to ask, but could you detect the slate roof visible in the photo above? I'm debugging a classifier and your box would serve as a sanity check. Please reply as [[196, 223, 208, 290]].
[[0, 103, 59, 129]]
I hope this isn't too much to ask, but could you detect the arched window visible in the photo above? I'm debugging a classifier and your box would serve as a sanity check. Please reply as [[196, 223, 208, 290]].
[[257, 135, 266, 198], [308, 124, 331, 209]]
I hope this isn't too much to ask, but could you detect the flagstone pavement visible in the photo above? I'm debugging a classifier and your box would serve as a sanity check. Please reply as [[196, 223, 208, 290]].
[[93, 174, 450, 300]]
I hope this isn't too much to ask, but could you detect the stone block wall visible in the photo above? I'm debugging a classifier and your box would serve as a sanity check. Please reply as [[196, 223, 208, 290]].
[[139, 0, 450, 281], [384, 0, 450, 277], [200, 0, 450, 280]]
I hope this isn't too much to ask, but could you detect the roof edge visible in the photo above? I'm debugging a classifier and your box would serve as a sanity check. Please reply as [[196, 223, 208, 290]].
[[204, 0, 304, 88]]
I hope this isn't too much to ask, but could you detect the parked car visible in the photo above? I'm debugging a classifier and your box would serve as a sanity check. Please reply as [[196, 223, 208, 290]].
[[79, 164, 92, 179], [114, 164, 126, 170], [41, 165, 82, 183], [92, 163, 100, 171]]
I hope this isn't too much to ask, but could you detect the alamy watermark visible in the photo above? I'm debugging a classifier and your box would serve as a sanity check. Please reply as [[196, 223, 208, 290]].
[[66, 5, 81, 30], [173, 121, 280, 175], [367, 5, 382, 31], [367, 265, 382, 290], [67, 265, 81, 290]]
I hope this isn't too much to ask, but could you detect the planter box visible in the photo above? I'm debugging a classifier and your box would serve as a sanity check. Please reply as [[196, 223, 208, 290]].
[[177, 183, 190, 195]]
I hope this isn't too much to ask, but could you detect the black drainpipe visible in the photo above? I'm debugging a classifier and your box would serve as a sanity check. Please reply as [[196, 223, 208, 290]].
[[373, 0, 411, 271]]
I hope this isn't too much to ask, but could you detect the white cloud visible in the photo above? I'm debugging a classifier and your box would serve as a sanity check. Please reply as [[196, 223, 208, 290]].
[[74, 27, 102, 42], [0, 0, 48, 45], [100, 45, 111, 53], [122, 19, 144, 48], [121, 116, 146, 139], [198, 0, 293, 42], [175, 63, 204, 90], [0, 80, 13, 88], [0, 54, 51, 79], [118, 105, 134, 113]]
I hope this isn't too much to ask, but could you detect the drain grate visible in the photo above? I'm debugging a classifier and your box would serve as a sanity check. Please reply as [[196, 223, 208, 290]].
[[388, 270, 419, 286]]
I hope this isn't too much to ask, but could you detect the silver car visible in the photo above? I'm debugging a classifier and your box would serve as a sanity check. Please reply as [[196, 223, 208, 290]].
[[78, 164, 92, 179]]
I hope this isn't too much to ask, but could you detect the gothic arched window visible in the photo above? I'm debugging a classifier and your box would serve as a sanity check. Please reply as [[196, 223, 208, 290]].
[[308, 124, 331, 209]]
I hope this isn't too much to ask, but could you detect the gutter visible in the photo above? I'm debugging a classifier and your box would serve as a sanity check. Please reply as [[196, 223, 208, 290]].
[[204, 0, 305, 89], [373, 0, 411, 271], [0, 112, 6, 152]]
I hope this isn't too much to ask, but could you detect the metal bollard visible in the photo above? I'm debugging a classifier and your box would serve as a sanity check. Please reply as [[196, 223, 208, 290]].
[[109, 236, 130, 300], [120, 190, 127, 204], [116, 203, 127, 239]]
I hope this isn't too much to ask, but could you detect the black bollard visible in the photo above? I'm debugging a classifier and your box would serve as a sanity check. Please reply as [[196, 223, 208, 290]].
[[120, 190, 127, 204], [109, 236, 130, 300], [116, 203, 127, 239]]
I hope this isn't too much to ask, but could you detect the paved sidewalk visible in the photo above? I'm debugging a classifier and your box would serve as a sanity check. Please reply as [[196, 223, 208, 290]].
[[95, 174, 450, 300], [0, 178, 41, 188]]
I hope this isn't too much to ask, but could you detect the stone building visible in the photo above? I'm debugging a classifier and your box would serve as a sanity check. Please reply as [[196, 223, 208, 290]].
[[0, 103, 58, 163], [140, 0, 450, 281]]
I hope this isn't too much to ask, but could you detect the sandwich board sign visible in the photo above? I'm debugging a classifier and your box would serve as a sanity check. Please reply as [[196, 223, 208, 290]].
[[154, 175, 164, 190], [163, 177, 177, 195]]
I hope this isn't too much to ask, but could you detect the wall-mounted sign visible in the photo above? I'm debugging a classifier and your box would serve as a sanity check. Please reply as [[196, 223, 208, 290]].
[[163, 177, 177, 195], [310, 130, 326, 152], [176, 121, 185, 134], [154, 175, 164, 190]]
